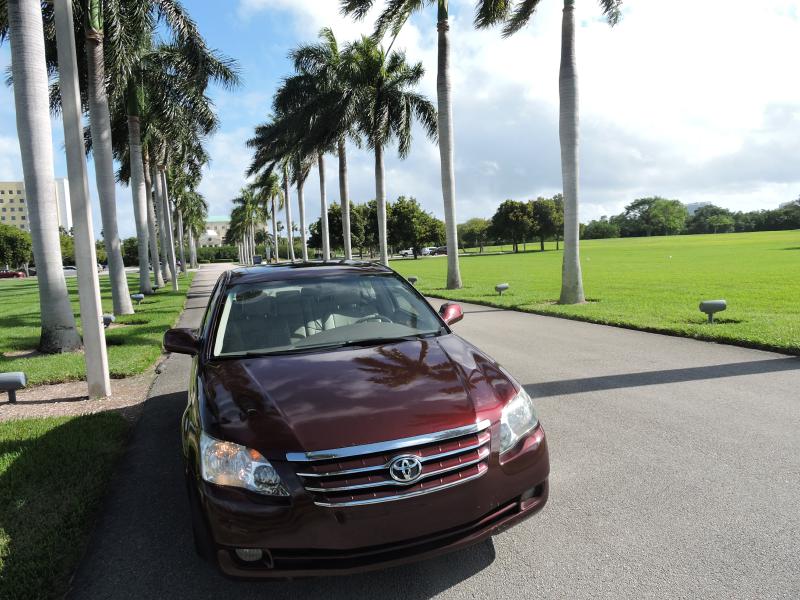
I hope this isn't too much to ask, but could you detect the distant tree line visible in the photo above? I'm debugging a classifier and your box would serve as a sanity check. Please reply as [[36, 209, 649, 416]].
[[583, 197, 800, 239], [454, 195, 565, 253], [309, 196, 445, 259]]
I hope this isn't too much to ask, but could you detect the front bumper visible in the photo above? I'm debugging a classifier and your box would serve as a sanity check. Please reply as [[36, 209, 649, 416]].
[[195, 425, 549, 577]]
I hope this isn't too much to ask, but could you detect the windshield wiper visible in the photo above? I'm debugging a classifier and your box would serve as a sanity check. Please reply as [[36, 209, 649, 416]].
[[219, 331, 443, 358], [336, 332, 440, 348]]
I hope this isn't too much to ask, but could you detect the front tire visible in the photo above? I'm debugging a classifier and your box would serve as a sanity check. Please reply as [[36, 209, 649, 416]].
[[185, 469, 216, 562]]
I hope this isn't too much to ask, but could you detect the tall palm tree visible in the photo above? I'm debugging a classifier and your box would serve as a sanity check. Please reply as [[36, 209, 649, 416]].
[[4, 0, 82, 352], [282, 161, 295, 261], [176, 189, 207, 269], [231, 188, 266, 266], [477, 0, 622, 304], [342, 0, 463, 288], [291, 153, 312, 261], [250, 172, 283, 263], [345, 37, 437, 266], [54, 0, 110, 395], [281, 29, 362, 260], [83, 0, 134, 314], [143, 148, 164, 287]]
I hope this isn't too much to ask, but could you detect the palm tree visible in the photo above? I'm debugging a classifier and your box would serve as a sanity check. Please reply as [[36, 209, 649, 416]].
[[344, 37, 437, 266], [143, 148, 164, 287], [231, 188, 266, 266], [4, 0, 82, 352], [282, 162, 295, 261], [477, 0, 622, 304], [342, 0, 463, 288], [177, 189, 207, 269], [291, 153, 312, 261], [250, 172, 283, 263], [83, 0, 135, 314], [54, 0, 110, 395], [282, 29, 362, 260]]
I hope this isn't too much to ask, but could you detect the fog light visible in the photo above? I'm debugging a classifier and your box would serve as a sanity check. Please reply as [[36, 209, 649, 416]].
[[234, 548, 263, 562]]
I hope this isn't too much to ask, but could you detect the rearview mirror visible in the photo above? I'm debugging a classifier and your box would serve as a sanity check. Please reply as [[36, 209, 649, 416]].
[[439, 302, 464, 326], [164, 328, 200, 355]]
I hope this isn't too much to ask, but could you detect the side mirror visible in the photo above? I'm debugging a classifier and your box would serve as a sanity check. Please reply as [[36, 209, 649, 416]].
[[439, 302, 464, 326], [164, 328, 200, 355]]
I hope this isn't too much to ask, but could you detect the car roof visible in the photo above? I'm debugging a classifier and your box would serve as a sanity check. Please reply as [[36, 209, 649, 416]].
[[226, 260, 395, 286]]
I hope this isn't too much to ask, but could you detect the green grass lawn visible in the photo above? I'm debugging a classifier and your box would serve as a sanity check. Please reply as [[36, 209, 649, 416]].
[[0, 413, 130, 600], [0, 273, 194, 386], [392, 230, 800, 354]]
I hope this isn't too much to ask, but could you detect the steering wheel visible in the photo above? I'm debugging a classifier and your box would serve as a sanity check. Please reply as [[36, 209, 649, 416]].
[[355, 313, 394, 324]]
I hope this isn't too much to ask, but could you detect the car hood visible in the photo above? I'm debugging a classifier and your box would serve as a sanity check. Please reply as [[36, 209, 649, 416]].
[[200, 335, 517, 459]]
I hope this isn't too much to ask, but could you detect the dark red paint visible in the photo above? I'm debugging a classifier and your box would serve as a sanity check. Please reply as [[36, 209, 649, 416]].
[[167, 262, 549, 577]]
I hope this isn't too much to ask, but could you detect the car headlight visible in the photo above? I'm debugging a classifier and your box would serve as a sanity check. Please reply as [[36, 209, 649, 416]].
[[200, 431, 289, 496], [499, 387, 539, 454]]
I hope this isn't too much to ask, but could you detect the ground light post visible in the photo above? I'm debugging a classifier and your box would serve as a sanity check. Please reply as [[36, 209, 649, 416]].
[[54, 0, 111, 397]]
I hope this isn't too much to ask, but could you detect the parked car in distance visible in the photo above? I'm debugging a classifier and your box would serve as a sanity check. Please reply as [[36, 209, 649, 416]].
[[398, 248, 413, 257], [421, 246, 436, 256], [433, 245, 448, 255], [164, 261, 549, 578], [0, 269, 26, 279]]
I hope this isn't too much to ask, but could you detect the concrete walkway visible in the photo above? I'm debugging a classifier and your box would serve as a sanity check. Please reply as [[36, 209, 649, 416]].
[[68, 271, 800, 599]]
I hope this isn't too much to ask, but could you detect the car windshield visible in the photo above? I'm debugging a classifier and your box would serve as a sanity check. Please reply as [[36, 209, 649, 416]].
[[212, 272, 443, 357]]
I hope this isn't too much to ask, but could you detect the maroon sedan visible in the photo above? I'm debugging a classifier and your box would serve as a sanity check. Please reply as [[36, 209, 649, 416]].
[[164, 262, 549, 577]]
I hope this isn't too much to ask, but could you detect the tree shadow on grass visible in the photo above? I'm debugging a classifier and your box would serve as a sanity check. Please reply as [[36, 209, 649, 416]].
[[0, 413, 130, 600]]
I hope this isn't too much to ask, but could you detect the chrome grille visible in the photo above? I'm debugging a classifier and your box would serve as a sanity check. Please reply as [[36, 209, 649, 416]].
[[287, 420, 492, 507]]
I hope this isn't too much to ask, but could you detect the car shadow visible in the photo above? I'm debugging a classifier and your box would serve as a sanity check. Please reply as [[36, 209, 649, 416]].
[[525, 357, 800, 398], [68, 389, 496, 600]]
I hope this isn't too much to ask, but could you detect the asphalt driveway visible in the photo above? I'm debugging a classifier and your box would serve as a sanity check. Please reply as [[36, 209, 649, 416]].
[[68, 266, 800, 599]]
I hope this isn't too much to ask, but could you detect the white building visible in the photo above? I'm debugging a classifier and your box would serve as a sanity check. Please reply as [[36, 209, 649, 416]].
[[201, 216, 231, 247], [0, 178, 72, 232]]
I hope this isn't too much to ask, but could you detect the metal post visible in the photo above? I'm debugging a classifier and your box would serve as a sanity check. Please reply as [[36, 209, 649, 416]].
[[54, 0, 111, 398]]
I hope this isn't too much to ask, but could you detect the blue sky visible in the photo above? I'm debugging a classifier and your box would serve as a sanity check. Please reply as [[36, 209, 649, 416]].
[[2, 0, 800, 239]]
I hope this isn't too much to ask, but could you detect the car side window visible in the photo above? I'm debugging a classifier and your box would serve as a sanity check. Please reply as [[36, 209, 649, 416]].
[[200, 278, 224, 340]]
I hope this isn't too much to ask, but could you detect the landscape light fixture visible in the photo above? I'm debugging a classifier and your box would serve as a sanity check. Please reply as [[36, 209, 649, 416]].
[[699, 299, 727, 323], [0, 372, 26, 404], [103, 314, 115, 329], [408, 276, 418, 286], [131, 293, 145, 305], [496, 283, 510, 296]]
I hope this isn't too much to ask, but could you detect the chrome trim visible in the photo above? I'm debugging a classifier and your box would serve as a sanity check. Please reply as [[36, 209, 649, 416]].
[[312, 468, 488, 508], [295, 434, 490, 478], [286, 420, 492, 462], [304, 449, 490, 493]]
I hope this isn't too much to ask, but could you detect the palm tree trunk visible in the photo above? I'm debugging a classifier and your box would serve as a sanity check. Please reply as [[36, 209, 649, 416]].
[[375, 144, 389, 267], [177, 208, 187, 274], [143, 155, 164, 288], [271, 196, 278, 263], [54, 0, 109, 394], [85, 18, 133, 315], [152, 161, 170, 283], [437, 1, 462, 289], [338, 138, 352, 260], [558, 0, 585, 305], [126, 113, 152, 294], [9, 0, 82, 353], [160, 168, 179, 290], [318, 153, 330, 260], [188, 228, 197, 269], [297, 178, 308, 261], [283, 166, 295, 261]]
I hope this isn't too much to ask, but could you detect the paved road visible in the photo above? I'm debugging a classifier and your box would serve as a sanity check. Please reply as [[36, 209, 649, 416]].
[[69, 265, 800, 599]]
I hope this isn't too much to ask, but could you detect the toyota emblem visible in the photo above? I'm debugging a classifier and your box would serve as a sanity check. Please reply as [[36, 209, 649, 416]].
[[388, 455, 423, 483]]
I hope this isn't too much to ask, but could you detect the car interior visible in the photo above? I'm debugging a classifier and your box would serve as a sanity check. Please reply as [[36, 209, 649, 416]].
[[214, 275, 437, 355]]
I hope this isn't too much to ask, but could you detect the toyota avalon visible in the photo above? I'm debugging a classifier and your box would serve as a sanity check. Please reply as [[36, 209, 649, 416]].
[[164, 261, 549, 577]]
